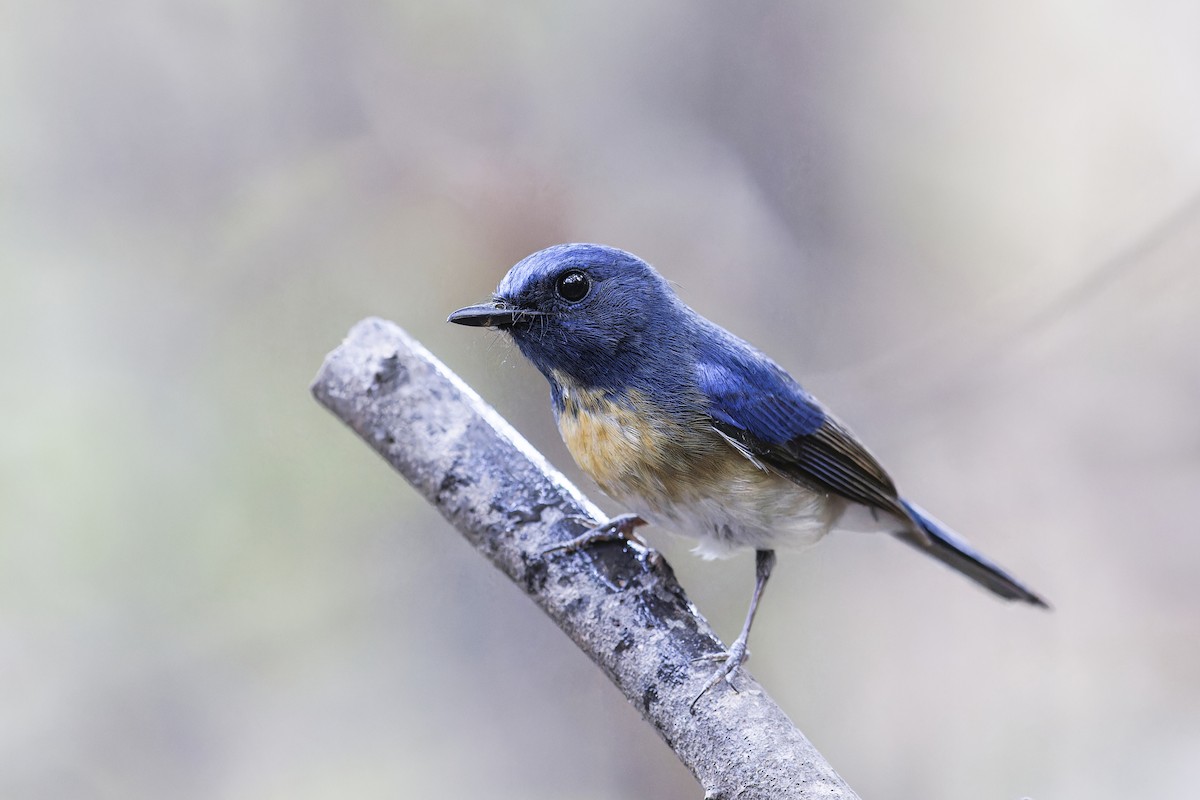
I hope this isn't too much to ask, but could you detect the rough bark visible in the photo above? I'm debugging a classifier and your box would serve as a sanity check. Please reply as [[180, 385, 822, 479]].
[[311, 317, 860, 800]]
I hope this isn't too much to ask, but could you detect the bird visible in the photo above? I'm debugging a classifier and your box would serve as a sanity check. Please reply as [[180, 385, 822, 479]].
[[448, 243, 1048, 700]]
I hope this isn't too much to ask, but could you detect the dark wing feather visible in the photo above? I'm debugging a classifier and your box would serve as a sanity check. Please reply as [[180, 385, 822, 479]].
[[696, 354, 913, 523]]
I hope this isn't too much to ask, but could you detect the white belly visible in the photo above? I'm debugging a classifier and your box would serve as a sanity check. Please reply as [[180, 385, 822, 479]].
[[613, 470, 848, 560]]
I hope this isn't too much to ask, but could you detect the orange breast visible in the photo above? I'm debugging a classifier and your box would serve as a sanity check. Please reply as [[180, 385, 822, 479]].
[[558, 397, 646, 494], [553, 374, 737, 508]]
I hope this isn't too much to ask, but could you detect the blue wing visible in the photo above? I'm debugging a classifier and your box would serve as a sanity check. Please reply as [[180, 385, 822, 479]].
[[694, 334, 1048, 606], [695, 342, 910, 522]]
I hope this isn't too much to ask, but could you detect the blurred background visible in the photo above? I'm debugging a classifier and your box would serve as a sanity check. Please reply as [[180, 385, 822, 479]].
[[3, 1, 1199, 798]]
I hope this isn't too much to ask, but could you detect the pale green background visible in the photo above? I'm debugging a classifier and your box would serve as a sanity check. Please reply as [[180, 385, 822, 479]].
[[3, 2, 1199, 798]]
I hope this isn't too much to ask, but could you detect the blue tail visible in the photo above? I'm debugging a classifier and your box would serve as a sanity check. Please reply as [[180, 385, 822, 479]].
[[898, 499, 1048, 608]]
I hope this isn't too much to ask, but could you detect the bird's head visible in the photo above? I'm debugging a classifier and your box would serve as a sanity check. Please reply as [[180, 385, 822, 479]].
[[448, 243, 687, 391]]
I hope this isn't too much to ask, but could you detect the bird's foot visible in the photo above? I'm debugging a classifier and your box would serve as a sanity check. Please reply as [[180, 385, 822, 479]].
[[541, 513, 649, 557], [690, 637, 750, 710]]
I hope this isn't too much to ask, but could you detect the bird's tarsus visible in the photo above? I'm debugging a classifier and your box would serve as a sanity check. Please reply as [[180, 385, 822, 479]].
[[690, 549, 775, 711]]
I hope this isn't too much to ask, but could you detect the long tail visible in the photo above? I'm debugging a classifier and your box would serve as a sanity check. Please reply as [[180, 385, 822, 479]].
[[896, 499, 1049, 608]]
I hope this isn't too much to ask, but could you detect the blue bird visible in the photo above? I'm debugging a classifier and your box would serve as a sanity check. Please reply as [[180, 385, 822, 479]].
[[449, 243, 1047, 698]]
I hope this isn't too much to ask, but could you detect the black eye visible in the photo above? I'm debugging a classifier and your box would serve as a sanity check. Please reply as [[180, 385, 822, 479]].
[[555, 269, 591, 302]]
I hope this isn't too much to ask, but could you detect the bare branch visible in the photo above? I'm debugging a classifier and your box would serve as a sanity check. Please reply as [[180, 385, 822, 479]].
[[311, 318, 859, 800]]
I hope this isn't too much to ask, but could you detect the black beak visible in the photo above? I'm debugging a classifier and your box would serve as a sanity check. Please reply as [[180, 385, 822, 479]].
[[447, 302, 524, 328]]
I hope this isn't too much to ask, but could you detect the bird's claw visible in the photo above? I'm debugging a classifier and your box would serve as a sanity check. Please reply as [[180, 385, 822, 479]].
[[690, 639, 749, 710], [540, 513, 648, 557]]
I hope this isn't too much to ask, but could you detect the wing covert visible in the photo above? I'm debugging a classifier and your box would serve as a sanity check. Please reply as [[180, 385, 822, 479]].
[[696, 355, 909, 520]]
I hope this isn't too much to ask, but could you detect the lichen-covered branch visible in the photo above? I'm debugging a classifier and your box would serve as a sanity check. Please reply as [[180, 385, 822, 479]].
[[311, 318, 859, 800]]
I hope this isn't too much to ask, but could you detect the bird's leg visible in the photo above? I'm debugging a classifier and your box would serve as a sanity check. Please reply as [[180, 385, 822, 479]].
[[541, 513, 648, 556], [692, 548, 776, 708]]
